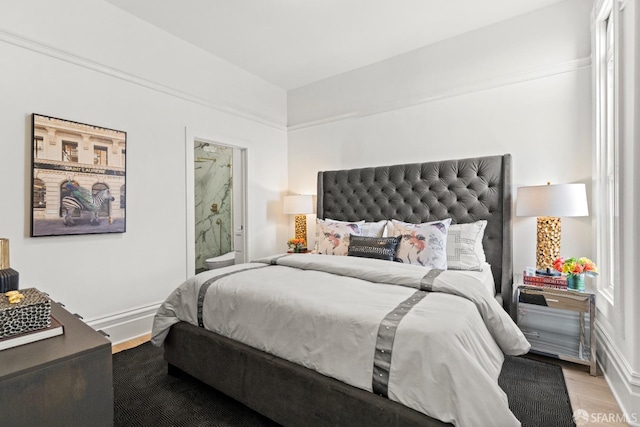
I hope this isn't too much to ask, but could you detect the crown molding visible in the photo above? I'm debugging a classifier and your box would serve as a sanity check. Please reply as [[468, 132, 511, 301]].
[[288, 56, 592, 131], [0, 28, 286, 131]]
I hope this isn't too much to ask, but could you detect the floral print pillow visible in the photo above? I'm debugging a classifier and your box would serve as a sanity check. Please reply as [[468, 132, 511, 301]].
[[391, 218, 452, 269], [314, 218, 365, 252], [317, 221, 363, 256]]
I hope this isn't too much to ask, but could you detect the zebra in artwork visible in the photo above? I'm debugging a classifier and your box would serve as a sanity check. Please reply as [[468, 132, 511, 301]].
[[61, 187, 115, 226]]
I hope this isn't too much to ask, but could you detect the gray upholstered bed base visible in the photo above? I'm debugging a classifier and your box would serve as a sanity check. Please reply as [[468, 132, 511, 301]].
[[165, 321, 450, 427], [163, 154, 512, 427]]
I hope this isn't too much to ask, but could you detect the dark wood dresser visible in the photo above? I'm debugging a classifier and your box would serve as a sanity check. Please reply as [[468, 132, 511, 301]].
[[0, 302, 113, 426]]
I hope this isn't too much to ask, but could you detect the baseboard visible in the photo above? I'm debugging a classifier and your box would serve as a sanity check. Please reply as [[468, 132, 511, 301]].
[[85, 302, 161, 346], [595, 323, 640, 426]]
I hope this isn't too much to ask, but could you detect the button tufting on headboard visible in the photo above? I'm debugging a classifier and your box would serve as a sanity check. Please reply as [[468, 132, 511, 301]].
[[317, 154, 513, 314]]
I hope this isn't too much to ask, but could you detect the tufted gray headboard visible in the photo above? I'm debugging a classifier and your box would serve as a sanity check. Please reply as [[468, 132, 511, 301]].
[[317, 154, 513, 312]]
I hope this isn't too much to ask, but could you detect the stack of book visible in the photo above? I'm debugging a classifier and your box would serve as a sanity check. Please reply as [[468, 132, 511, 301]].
[[0, 315, 63, 351], [522, 272, 568, 290]]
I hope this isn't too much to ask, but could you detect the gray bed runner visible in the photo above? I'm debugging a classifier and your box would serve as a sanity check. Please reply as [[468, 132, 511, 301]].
[[372, 269, 444, 397]]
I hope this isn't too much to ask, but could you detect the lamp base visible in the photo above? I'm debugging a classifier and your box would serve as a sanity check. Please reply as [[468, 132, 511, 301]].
[[536, 216, 561, 271], [0, 268, 19, 293], [294, 214, 307, 246]]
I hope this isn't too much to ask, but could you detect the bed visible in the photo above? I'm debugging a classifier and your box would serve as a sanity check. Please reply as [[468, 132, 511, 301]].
[[151, 154, 529, 427]]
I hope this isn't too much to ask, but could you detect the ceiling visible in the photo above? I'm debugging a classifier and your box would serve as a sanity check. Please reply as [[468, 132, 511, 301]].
[[105, 0, 565, 90]]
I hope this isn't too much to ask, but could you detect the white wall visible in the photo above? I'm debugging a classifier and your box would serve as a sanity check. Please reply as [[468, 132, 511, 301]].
[[0, 0, 288, 343], [288, 0, 593, 278]]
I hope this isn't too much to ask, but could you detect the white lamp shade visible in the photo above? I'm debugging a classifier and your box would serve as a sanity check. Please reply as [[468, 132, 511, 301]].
[[516, 183, 588, 217], [283, 195, 314, 215]]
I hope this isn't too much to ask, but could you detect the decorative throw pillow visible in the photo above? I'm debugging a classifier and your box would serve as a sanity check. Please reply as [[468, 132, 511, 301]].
[[314, 218, 365, 252], [446, 220, 487, 271], [361, 220, 387, 238], [348, 235, 400, 261], [316, 221, 363, 256], [391, 218, 451, 269]]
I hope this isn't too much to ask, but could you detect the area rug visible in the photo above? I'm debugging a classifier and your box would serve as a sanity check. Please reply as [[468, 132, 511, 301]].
[[113, 342, 575, 427]]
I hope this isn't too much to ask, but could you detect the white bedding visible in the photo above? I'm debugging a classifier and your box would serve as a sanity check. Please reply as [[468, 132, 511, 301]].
[[451, 261, 495, 298], [152, 254, 530, 427]]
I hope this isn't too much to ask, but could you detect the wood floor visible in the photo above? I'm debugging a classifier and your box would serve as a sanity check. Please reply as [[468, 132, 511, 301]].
[[542, 356, 628, 427], [112, 333, 151, 354], [113, 335, 627, 426]]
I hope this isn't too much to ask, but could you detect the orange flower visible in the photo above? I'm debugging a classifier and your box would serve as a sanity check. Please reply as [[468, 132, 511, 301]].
[[287, 237, 306, 249], [553, 256, 598, 277], [553, 257, 564, 272]]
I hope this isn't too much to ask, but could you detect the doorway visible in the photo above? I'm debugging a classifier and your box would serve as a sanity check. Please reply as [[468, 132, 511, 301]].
[[194, 141, 233, 272], [185, 131, 247, 278]]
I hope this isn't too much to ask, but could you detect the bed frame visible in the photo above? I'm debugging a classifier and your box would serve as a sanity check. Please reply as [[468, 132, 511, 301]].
[[164, 154, 512, 427]]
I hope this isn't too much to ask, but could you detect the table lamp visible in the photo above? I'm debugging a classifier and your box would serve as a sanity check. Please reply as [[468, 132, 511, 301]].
[[283, 195, 314, 246], [516, 183, 588, 274]]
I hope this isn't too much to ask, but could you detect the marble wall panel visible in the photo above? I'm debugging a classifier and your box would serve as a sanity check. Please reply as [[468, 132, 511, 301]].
[[194, 141, 233, 271]]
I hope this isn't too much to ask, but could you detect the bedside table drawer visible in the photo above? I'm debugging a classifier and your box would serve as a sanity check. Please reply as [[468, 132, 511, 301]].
[[518, 287, 590, 312]]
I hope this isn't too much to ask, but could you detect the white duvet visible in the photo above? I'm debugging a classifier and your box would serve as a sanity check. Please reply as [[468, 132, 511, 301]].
[[152, 254, 530, 427]]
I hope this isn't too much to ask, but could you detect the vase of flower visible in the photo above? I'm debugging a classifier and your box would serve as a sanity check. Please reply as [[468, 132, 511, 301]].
[[553, 257, 597, 292], [567, 273, 586, 291], [287, 237, 307, 253]]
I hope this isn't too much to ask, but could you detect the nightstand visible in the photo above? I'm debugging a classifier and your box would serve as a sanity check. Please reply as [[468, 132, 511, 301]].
[[0, 301, 113, 426], [514, 285, 596, 376]]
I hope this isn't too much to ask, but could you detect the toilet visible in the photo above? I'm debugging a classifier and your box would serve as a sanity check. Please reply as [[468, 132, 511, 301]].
[[205, 251, 236, 270]]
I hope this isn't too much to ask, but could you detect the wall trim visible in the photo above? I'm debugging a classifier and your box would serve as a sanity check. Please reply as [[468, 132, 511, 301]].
[[0, 28, 285, 131], [288, 56, 592, 131], [595, 322, 640, 424], [85, 301, 161, 346]]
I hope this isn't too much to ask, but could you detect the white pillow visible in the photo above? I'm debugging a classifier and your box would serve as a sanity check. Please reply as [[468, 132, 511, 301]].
[[361, 220, 387, 238], [446, 220, 488, 271], [391, 218, 451, 269], [316, 220, 363, 256]]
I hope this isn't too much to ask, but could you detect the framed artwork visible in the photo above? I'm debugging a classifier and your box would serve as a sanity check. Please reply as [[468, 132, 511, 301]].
[[30, 114, 127, 237]]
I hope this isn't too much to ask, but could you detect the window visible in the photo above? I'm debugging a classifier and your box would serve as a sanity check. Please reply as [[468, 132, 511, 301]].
[[33, 178, 46, 209], [34, 136, 44, 159], [594, 0, 620, 302], [94, 146, 108, 165], [62, 141, 78, 162]]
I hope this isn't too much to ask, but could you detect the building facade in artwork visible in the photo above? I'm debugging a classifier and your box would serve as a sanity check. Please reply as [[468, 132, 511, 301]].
[[32, 115, 126, 225]]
